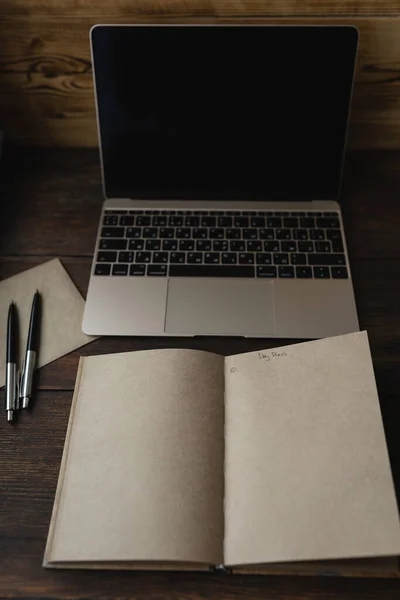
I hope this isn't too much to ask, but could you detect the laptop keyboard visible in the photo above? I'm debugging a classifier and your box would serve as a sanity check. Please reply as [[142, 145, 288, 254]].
[[94, 209, 348, 279]]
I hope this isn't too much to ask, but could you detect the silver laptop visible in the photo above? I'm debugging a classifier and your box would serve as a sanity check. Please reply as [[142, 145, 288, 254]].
[[83, 24, 360, 338]]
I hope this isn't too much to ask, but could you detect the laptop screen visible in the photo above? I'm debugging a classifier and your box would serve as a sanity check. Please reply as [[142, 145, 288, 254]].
[[91, 25, 358, 201]]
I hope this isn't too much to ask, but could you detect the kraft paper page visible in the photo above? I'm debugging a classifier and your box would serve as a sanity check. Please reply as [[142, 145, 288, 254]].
[[47, 348, 225, 565], [224, 331, 400, 566]]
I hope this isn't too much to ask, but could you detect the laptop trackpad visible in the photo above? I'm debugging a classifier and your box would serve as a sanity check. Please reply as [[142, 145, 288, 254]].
[[165, 279, 275, 335]]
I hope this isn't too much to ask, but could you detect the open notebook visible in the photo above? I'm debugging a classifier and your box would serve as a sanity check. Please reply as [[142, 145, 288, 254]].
[[44, 332, 400, 576]]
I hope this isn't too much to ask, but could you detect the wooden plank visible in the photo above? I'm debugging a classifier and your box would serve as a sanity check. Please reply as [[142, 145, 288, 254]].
[[3, 0, 400, 17], [0, 16, 400, 147], [1, 148, 399, 259], [1, 256, 400, 391]]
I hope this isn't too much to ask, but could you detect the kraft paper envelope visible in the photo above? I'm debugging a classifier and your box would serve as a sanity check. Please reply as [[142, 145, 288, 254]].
[[0, 259, 94, 387]]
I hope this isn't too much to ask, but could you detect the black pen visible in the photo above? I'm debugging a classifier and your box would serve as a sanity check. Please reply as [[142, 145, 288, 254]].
[[5, 302, 18, 422], [20, 291, 41, 409]]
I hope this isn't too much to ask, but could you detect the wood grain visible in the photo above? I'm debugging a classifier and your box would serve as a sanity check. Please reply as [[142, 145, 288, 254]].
[[0, 13, 400, 147], [3, 0, 400, 17], [1, 148, 400, 260]]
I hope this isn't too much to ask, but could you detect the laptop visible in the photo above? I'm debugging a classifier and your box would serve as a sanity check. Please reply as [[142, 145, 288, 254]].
[[83, 24, 360, 338]]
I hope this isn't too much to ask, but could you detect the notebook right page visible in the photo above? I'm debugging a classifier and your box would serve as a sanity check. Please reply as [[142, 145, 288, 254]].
[[223, 331, 400, 566]]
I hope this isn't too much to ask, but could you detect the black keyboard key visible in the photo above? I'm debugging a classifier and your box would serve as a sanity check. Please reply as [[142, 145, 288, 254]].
[[97, 251, 117, 263], [234, 216, 249, 227], [196, 240, 212, 251], [317, 217, 340, 228], [119, 252, 134, 263], [326, 229, 343, 241], [325, 212, 339, 217], [135, 252, 151, 263], [145, 239, 161, 251], [230, 240, 245, 252], [293, 229, 308, 240], [188, 252, 202, 264], [299, 217, 315, 228], [103, 215, 118, 226], [120, 216, 134, 226], [239, 253, 254, 265], [242, 211, 257, 216], [273, 253, 289, 265], [308, 254, 346, 266], [170, 252, 185, 264], [315, 241, 331, 253], [101, 227, 125, 238], [218, 216, 232, 227], [267, 217, 282, 227], [226, 228, 240, 239], [179, 240, 195, 251], [169, 216, 183, 226], [250, 217, 265, 228], [281, 241, 297, 252], [264, 241, 280, 252], [128, 239, 144, 250], [256, 253, 272, 265], [163, 239, 178, 251], [332, 241, 344, 252], [100, 238, 127, 250], [331, 267, 349, 279], [112, 264, 128, 276], [147, 265, 168, 276], [201, 216, 216, 227], [290, 253, 307, 265], [137, 216, 151, 226], [296, 266, 312, 278], [314, 266, 330, 278], [161, 210, 173, 215], [214, 240, 229, 251], [276, 229, 291, 240], [310, 229, 325, 240], [185, 216, 200, 227], [279, 266, 295, 278], [210, 228, 224, 239], [193, 228, 208, 239], [283, 217, 298, 228], [143, 227, 158, 238], [153, 216, 167, 226], [105, 210, 127, 215], [257, 266, 277, 278], [259, 229, 275, 240], [298, 241, 313, 252], [177, 228, 191, 239], [247, 241, 262, 252], [94, 263, 111, 275], [205, 252, 220, 264], [169, 265, 254, 277], [159, 227, 174, 238], [153, 252, 168, 263], [126, 227, 142, 238], [129, 264, 146, 276], [222, 253, 237, 264], [243, 229, 257, 240]]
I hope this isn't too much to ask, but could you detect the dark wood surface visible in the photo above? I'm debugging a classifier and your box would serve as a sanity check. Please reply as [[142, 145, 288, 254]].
[[0, 147, 400, 599], [1, 4, 400, 148]]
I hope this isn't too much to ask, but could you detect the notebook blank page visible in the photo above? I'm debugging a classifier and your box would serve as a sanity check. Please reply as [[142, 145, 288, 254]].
[[48, 348, 225, 565]]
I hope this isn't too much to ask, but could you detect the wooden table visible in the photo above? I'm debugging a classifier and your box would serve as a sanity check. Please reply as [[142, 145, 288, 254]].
[[0, 147, 400, 599]]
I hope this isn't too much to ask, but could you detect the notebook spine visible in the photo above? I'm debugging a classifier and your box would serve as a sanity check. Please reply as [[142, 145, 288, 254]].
[[212, 564, 232, 573]]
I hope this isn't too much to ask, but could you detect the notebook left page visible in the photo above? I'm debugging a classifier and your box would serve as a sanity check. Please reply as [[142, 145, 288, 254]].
[[45, 348, 225, 568]]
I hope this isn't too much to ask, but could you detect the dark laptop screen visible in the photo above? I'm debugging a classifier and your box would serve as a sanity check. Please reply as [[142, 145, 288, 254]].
[[91, 25, 358, 201]]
